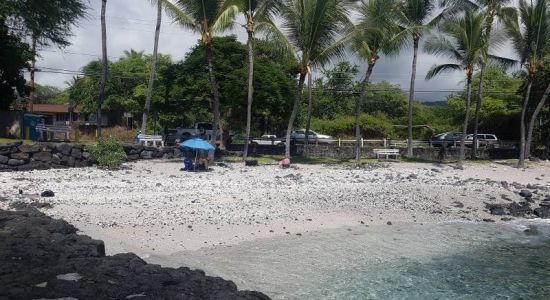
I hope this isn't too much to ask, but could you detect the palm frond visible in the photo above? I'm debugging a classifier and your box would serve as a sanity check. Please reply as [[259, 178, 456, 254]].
[[487, 54, 518, 69], [425, 63, 461, 79], [158, 0, 196, 31]]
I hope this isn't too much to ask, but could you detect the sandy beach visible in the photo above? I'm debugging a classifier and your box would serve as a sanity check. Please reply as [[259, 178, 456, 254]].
[[1, 159, 549, 257]]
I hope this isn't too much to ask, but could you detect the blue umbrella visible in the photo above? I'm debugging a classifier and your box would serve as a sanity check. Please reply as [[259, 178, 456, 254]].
[[179, 138, 215, 151]]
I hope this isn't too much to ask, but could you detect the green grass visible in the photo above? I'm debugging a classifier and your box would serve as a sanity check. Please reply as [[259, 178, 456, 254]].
[[220, 154, 386, 166], [0, 138, 35, 145]]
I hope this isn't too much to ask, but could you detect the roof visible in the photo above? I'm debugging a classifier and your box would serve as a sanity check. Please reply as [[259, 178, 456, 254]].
[[25, 104, 81, 113]]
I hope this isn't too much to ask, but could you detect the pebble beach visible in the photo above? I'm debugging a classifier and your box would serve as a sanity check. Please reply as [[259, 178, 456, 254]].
[[1, 159, 549, 257]]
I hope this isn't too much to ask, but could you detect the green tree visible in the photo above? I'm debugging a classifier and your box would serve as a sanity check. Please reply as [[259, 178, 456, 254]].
[[425, 9, 490, 169], [505, 0, 549, 165], [0, 18, 32, 109], [352, 0, 401, 165], [165, 36, 296, 138], [141, 0, 163, 134], [7, 0, 87, 111], [268, 0, 354, 158], [364, 81, 408, 118], [395, 0, 440, 157], [441, 0, 516, 158], [160, 0, 239, 147], [311, 62, 359, 119], [221, 0, 280, 158], [98, 0, 108, 137]]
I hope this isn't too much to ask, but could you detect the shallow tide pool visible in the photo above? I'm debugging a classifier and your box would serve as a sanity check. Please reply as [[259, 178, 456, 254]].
[[150, 220, 550, 299]]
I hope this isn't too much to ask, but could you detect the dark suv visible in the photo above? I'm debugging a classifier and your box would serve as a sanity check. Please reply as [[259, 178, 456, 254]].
[[431, 132, 463, 147]]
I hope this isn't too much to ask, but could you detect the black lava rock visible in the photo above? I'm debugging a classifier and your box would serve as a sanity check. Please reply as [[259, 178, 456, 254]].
[[0, 209, 269, 300], [40, 190, 55, 197], [245, 160, 258, 167], [519, 190, 532, 198]]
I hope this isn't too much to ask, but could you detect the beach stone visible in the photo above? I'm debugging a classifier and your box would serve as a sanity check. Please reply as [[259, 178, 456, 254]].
[[0, 155, 8, 164], [56, 143, 73, 155], [486, 203, 507, 216], [10, 152, 29, 161], [18, 144, 40, 153], [534, 206, 550, 219], [33, 151, 52, 162], [41, 190, 55, 197], [71, 148, 83, 159], [52, 153, 61, 165], [17, 162, 50, 171], [386, 221, 392, 225], [519, 190, 532, 198], [126, 154, 139, 161], [7, 159, 24, 166], [245, 160, 258, 167], [509, 202, 532, 217], [61, 155, 75, 167], [140, 151, 153, 159]]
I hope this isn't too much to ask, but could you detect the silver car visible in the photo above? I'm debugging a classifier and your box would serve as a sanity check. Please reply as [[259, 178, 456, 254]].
[[290, 129, 333, 144]]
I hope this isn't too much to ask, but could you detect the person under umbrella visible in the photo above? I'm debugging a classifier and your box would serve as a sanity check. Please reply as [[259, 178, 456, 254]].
[[179, 138, 215, 172]]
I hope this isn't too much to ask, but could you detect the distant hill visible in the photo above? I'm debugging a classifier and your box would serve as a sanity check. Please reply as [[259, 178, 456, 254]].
[[421, 101, 447, 107]]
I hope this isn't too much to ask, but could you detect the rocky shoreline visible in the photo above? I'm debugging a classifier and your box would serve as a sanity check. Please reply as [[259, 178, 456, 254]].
[[0, 142, 184, 172], [0, 208, 270, 300]]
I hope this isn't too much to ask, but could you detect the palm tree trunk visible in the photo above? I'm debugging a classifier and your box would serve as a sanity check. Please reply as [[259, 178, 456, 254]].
[[285, 72, 307, 158], [517, 79, 533, 168], [98, 0, 108, 138], [243, 29, 254, 159], [457, 76, 473, 169], [205, 42, 221, 149], [406, 37, 419, 157], [29, 35, 37, 113], [525, 82, 550, 158], [355, 63, 375, 166], [141, 1, 162, 134], [472, 64, 485, 159], [304, 71, 313, 158]]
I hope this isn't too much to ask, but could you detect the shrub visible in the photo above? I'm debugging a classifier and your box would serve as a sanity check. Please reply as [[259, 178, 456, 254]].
[[87, 137, 127, 168], [310, 112, 395, 138]]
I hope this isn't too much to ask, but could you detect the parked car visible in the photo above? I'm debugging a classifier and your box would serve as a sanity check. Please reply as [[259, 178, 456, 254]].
[[466, 134, 499, 148], [251, 134, 284, 146], [430, 132, 463, 147], [290, 129, 334, 144], [163, 122, 221, 145]]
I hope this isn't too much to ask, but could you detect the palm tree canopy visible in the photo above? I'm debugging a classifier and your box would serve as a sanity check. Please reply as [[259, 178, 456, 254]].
[[159, 0, 238, 43], [503, 0, 549, 72], [424, 9, 487, 79], [395, 0, 438, 41], [271, 0, 354, 72], [352, 0, 402, 63]]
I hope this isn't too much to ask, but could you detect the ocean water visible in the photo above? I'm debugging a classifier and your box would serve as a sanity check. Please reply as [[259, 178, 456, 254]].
[[151, 221, 550, 299]]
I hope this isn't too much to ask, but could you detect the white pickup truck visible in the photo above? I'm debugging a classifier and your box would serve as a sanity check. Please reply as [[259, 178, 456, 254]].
[[251, 134, 284, 146]]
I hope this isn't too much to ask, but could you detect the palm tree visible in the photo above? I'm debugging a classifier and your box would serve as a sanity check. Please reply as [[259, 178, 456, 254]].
[[269, 0, 354, 158], [160, 0, 238, 147], [141, 0, 163, 134], [353, 0, 400, 165], [98, 0, 108, 138], [221, 0, 279, 159], [425, 9, 488, 169], [395, 0, 439, 158], [504, 0, 549, 167], [441, 0, 515, 159]]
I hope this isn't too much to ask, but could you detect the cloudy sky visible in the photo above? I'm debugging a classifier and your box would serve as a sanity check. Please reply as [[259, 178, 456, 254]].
[[32, 0, 520, 102]]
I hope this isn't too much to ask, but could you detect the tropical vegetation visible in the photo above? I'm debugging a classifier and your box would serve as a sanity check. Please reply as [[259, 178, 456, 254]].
[[1, 0, 549, 168]]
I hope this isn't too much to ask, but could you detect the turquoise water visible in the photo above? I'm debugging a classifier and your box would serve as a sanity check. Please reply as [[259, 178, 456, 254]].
[[152, 221, 550, 299]]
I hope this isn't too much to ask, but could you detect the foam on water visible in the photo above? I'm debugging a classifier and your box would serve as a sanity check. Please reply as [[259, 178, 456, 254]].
[[150, 222, 550, 299]]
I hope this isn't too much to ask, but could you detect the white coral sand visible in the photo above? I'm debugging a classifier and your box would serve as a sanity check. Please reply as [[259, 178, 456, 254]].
[[0, 159, 549, 256]]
